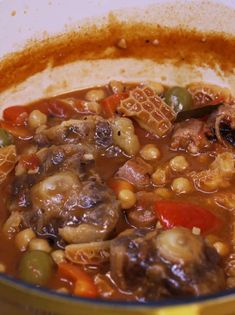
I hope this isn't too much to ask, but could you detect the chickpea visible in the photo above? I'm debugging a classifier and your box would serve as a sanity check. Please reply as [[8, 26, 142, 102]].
[[118, 189, 136, 209], [51, 250, 66, 265], [0, 263, 6, 273], [192, 227, 201, 236], [154, 187, 172, 199], [169, 155, 189, 172], [83, 101, 101, 114], [205, 234, 220, 246], [152, 167, 167, 186], [109, 80, 124, 94], [156, 221, 163, 229], [15, 228, 36, 252], [85, 89, 106, 102], [171, 177, 193, 194], [140, 144, 161, 161], [213, 241, 230, 257], [29, 238, 51, 253], [28, 110, 47, 129], [15, 162, 26, 176], [227, 277, 235, 288], [83, 153, 94, 161]]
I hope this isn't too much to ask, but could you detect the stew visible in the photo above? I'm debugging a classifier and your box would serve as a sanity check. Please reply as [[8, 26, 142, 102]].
[[0, 80, 234, 302]]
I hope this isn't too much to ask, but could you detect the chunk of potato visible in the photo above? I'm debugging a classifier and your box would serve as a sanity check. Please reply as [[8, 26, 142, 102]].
[[112, 117, 140, 156]]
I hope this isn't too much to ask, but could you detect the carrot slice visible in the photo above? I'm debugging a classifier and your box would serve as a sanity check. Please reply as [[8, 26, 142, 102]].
[[74, 278, 98, 298], [101, 93, 128, 118], [108, 178, 135, 197], [58, 263, 98, 298]]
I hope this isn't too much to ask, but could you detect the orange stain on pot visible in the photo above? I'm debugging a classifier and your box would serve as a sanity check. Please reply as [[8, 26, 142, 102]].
[[0, 17, 235, 93]]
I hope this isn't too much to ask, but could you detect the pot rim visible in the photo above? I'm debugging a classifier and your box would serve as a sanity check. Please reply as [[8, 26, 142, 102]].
[[0, 272, 234, 308]]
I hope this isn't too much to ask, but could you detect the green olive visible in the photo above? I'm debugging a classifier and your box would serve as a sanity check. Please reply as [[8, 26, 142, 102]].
[[165, 86, 193, 113], [18, 250, 54, 286], [0, 128, 12, 147]]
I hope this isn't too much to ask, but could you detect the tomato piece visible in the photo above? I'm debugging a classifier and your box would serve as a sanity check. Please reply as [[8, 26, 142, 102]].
[[20, 154, 40, 170], [58, 263, 98, 298], [0, 121, 33, 140], [31, 100, 77, 119], [47, 101, 73, 118], [47, 100, 77, 118], [3, 106, 29, 126], [155, 200, 221, 233], [101, 93, 128, 118]]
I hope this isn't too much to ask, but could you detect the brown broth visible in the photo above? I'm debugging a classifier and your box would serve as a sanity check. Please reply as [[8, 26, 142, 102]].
[[0, 83, 233, 300]]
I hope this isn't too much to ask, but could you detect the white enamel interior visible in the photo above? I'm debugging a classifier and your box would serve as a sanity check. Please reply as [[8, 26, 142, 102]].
[[0, 0, 235, 108]]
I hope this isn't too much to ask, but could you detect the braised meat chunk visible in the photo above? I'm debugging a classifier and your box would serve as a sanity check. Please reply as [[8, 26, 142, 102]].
[[10, 142, 120, 244], [110, 227, 225, 300], [116, 157, 153, 189], [170, 119, 211, 154], [34, 116, 113, 148], [214, 104, 235, 146]]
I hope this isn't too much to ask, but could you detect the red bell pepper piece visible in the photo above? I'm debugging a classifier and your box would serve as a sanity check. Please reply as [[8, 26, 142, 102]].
[[3, 105, 29, 126], [33, 100, 77, 119], [155, 200, 221, 233]]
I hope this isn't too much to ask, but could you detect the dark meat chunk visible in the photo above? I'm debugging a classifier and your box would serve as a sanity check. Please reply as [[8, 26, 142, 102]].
[[34, 132, 50, 147], [76, 178, 104, 209], [43, 119, 95, 145], [34, 116, 113, 148], [219, 123, 235, 146], [22, 172, 120, 244], [95, 121, 113, 148], [10, 174, 36, 208], [37, 146, 65, 176], [36, 144, 95, 178], [58, 176, 120, 244], [10, 142, 120, 244], [110, 227, 225, 300], [116, 157, 153, 189], [214, 104, 235, 147], [170, 119, 211, 154]]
